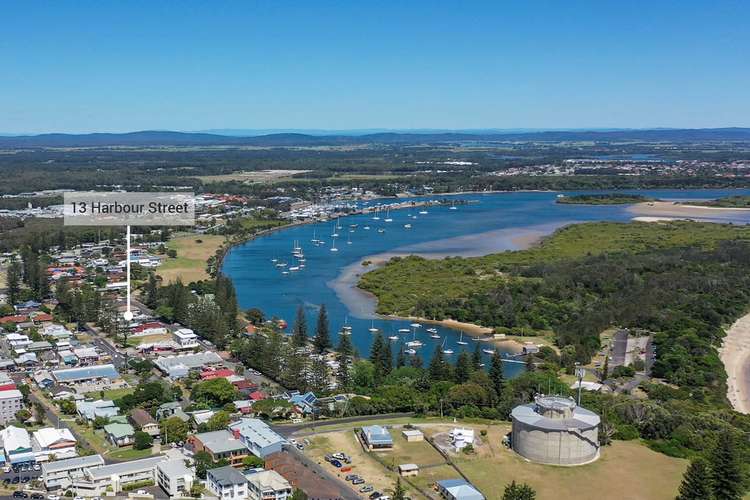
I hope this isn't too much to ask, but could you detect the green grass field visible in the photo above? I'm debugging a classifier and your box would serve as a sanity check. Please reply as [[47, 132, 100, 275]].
[[85, 387, 134, 401], [107, 446, 156, 461], [159, 234, 225, 283]]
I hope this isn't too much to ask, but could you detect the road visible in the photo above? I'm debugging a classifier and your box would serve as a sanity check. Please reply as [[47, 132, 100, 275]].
[[273, 412, 415, 437]]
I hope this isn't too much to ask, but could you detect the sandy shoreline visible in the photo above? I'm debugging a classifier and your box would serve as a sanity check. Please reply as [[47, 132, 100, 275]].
[[628, 201, 750, 220], [720, 313, 750, 414]]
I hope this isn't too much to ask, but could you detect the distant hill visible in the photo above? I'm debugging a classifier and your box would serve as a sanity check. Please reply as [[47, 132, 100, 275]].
[[0, 128, 749, 147]]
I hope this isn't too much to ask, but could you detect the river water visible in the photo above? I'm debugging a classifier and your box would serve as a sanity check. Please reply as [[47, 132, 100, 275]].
[[222, 189, 750, 376]]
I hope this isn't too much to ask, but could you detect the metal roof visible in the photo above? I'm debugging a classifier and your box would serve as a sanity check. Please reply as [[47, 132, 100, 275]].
[[229, 418, 286, 449], [511, 402, 600, 430], [41, 454, 105, 474], [86, 456, 166, 480], [52, 364, 119, 382], [208, 465, 249, 487], [361, 425, 393, 445], [195, 430, 248, 454]]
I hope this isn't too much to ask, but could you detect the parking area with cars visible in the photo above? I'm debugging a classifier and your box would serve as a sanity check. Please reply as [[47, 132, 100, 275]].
[[323, 451, 390, 500]]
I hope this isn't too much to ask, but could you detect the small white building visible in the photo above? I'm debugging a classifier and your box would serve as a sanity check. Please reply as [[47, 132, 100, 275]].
[[449, 428, 475, 451], [42, 454, 106, 490], [172, 328, 199, 349]]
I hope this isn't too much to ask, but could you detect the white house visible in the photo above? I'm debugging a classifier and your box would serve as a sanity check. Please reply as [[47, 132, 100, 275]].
[[172, 328, 199, 349], [245, 470, 292, 500], [207, 466, 249, 500], [32, 427, 78, 461]]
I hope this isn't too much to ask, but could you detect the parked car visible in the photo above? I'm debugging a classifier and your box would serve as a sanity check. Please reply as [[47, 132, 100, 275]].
[[330, 459, 342, 468], [33, 464, 41, 471], [21, 476, 31, 483], [31, 494, 45, 500], [11, 477, 20, 484], [296, 443, 304, 450], [352, 478, 365, 485], [324, 454, 333, 463], [47, 495, 61, 500], [12, 492, 28, 499], [345, 474, 357, 481], [360, 486, 374, 493], [332, 453, 345, 460], [369, 492, 381, 499]]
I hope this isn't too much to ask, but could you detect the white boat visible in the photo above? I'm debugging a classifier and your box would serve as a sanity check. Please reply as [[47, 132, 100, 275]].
[[330, 238, 338, 252], [441, 338, 453, 354], [426, 328, 438, 334], [398, 328, 410, 333], [430, 333, 441, 339], [289, 266, 300, 272], [449, 200, 457, 210], [339, 329, 352, 335], [410, 323, 422, 328], [456, 332, 468, 345], [483, 348, 495, 355], [282, 271, 289, 275], [275, 262, 287, 268], [368, 320, 379, 333], [364, 226, 371, 230], [299, 264, 305, 269], [419, 210, 428, 215], [271, 258, 278, 263], [388, 335, 399, 341], [404, 224, 412, 229], [406, 340, 423, 347], [377, 228, 385, 233], [347, 233, 352, 245], [405, 348, 417, 355]]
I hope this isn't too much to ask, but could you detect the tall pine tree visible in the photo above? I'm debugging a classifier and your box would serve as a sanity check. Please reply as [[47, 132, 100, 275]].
[[676, 457, 713, 500], [292, 305, 308, 348], [472, 344, 482, 371], [489, 349, 505, 400], [429, 345, 450, 381], [336, 333, 354, 389], [709, 431, 743, 500], [313, 305, 331, 353], [455, 351, 472, 383], [6, 258, 21, 306]]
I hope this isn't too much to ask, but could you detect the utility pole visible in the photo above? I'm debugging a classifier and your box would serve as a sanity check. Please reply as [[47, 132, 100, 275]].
[[575, 363, 585, 406]]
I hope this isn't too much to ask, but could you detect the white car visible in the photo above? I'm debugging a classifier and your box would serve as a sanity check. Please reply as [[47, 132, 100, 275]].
[[47, 496, 60, 500]]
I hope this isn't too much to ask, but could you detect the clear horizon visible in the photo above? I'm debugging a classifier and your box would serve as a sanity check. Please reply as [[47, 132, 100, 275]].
[[2, 1, 749, 133]]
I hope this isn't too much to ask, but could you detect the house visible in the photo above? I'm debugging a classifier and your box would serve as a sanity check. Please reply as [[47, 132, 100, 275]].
[[58, 350, 78, 365], [360, 425, 393, 451], [200, 368, 235, 381], [42, 324, 73, 341], [191, 409, 215, 428], [27, 341, 53, 353], [156, 458, 195, 497], [33, 370, 55, 389], [131, 322, 168, 337], [188, 430, 249, 467], [76, 399, 120, 422], [6, 333, 32, 349], [103, 422, 135, 447], [402, 429, 424, 442], [229, 418, 287, 458], [32, 427, 77, 461], [245, 469, 292, 500], [0, 426, 34, 464], [398, 463, 419, 477], [207, 466, 250, 500], [129, 408, 160, 437], [172, 328, 199, 349], [42, 454, 106, 490], [73, 347, 99, 363], [436, 479, 485, 500], [289, 391, 317, 414], [0, 390, 24, 425], [155, 402, 189, 422]]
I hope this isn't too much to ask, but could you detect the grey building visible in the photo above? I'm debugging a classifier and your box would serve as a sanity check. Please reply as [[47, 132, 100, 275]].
[[207, 466, 249, 500], [511, 395, 600, 466]]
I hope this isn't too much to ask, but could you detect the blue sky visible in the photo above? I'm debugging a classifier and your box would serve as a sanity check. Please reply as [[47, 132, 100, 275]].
[[1, 1, 748, 133]]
